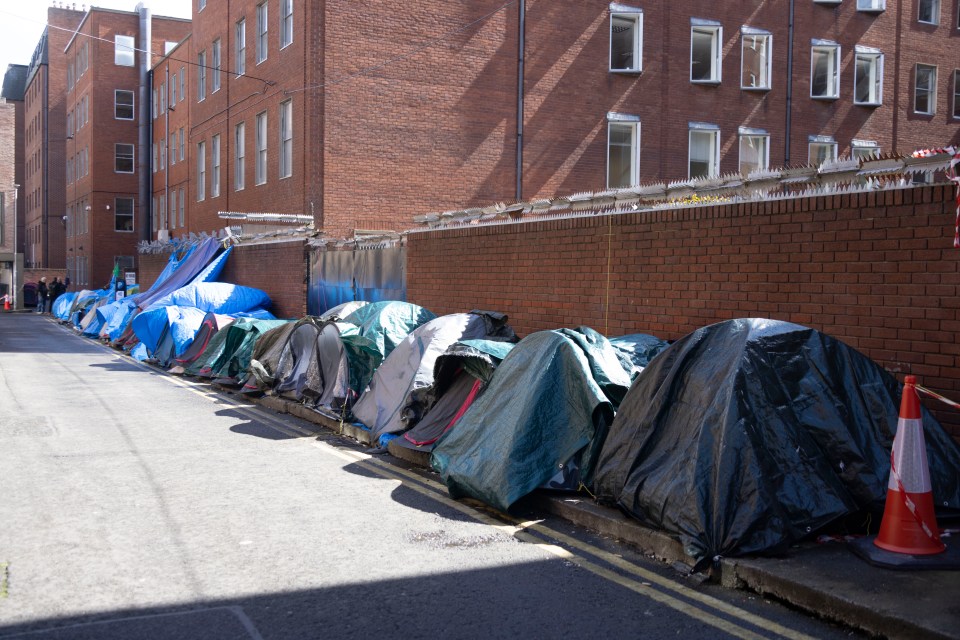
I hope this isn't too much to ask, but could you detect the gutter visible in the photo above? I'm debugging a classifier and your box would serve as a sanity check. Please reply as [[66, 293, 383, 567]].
[[515, 0, 525, 201]]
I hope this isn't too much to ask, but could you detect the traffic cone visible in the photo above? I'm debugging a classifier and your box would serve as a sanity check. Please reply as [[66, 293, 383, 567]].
[[874, 375, 945, 555], [3, 295, 9, 311]]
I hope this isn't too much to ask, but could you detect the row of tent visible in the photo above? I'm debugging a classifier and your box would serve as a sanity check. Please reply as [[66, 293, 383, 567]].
[[51, 245, 960, 567]]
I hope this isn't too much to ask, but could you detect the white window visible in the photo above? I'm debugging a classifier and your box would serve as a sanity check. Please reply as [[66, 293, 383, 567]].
[[115, 143, 135, 173], [169, 190, 177, 229], [212, 134, 221, 197], [738, 127, 769, 175], [170, 74, 177, 105], [256, 112, 268, 184], [236, 19, 246, 76], [159, 137, 166, 169], [180, 67, 185, 102], [170, 135, 177, 166], [212, 39, 221, 92], [810, 41, 840, 99], [857, 0, 886, 11], [854, 47, 883, 106], [808, 136, 837, 165], [115, 198, 134, 232], [690, 20, 722, 83], [280, 100, 293, 178], [606, 113, 639, 189], [197, 141, 206, 201], [152, 88, 157, 119], [257, 2, 268, 64], [741, 28, 772, 90], [609, 5, 642, 73], [915, 64, 937, 114], [115, 90, 134, 119], [165, 41, 178, 55], [198, 0, 206, 10], [918, 0, 940, 23], [280, 0, 294, 49], [953, 70, 960, 119], [152, 143, 158, 173], [851, 139, 880, 160], [159, 194, 166, 229], [688, 123, 720, 179], [115, 35, 135, 66], [179, 127, 185, 161], [179, 187, 185, 227], [197, 51, 206, 101], [159, 81, 166, 114], [235, 122, 246, 190]]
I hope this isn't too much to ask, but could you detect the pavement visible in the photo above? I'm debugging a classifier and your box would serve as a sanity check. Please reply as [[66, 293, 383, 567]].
[[243, 389, 960, 640]]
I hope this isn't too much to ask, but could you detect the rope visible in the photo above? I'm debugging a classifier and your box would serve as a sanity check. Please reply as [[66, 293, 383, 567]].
[[916, 384, 960, 411]]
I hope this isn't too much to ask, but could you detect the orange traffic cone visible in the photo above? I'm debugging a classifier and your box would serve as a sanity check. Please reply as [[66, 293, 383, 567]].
[[874, 375, 945, 555], [3, 295, 9, 311]]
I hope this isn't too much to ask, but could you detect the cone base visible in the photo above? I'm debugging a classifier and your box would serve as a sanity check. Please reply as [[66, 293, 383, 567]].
[[875, 489, 944, 556]]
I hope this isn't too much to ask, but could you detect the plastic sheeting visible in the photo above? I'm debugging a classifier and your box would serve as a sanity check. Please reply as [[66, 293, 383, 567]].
[[308, 246, 406, 316], [242, 321, 300, 394], [609, 333, 671, 380], [592, 318, 960, 566], [148, 282, 271, 315], [397, 339, 516, 452], [196, 318, 289, 381], [431, 327, 633, 513], [131, 306, 206, 354], [352, 312, 517, 442], [339, 301, 436, 403]]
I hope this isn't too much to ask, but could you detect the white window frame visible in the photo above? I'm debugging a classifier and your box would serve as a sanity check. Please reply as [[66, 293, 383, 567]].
[[236, 19, 246, 76], [159, 194, 166, 230], [212, 39, 221, 93], [256, 111, 268, 185], [179, 128, 185, 161], [198, 0, 206, 10], [257, 2, 269, 64], [235, 122, 246, 191], [197, 50, 206, 101], [851, 139, 881, 161], [606, 113, 640, 189], [853, 46, 883, 106], [279, 100, 293, 178], [114, 90, 135, 120], [740, 27, 772, 90], [808, 136, 837, 166], [918, 0, 941, 24], [953, 69, 960, 119], [608, 5, 643, 73], [688, 123, 720, 179], [856, 0, 886, 12], [914, 63, 937, 114], [280, 0, 294, 49], [179, 187, 185, 228], [810, 40, 840, 99], [170, 73, 177, 105], [170, 133, 177, 165], [690, 20, 722, 84], [197, 141, 206, 201], [115, 197, 134, 232], [115, 35, 135, 66], [180, 67, 185, 102], [212, 134, 221, 197], [169, 189, 177, 229], [738, 127, 770, 175], [115, 143, 135, 174]]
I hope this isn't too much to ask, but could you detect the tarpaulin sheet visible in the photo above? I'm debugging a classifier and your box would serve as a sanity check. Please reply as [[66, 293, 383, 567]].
[[131, 305, 206, 354], [148, 282, 271, 315], [199, 319, 289, 380], [308, 246, 406, 317], [592, 318, 960, 566], [609, 333, 671, 380], [352, 312, 517, 441], [339, 301, 436, 402], [431, 327, 631, 513]]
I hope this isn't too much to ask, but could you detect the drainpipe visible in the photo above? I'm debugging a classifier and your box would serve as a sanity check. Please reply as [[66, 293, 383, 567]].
[[515, 0, 525, 201], [164, 64, 169, 235], [42, 59, 49, 267], [138, 2, 152, 243], [784, 0, 795, 165]]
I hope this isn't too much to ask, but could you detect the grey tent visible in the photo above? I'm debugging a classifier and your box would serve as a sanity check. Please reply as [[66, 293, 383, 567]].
[[352, 311, 517, 444]]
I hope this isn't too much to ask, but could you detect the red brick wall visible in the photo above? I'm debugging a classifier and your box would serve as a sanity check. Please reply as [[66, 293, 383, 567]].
[[138, 239, 307, 320], [407, 184, 960, 441]]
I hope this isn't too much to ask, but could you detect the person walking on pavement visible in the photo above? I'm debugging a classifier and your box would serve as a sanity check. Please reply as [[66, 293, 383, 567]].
[[49, 278, 63, 314], [36, 278, 47, 314]]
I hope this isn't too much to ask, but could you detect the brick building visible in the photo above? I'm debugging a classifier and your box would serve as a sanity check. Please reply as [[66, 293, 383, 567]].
[[146, 0, 959, 245], [0, 65, 27, 307], [64, 6, 190, 288], [22, 7, 85, 273]]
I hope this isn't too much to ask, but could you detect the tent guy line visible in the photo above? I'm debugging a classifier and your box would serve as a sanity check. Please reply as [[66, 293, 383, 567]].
[[77, 328, 818, 640]]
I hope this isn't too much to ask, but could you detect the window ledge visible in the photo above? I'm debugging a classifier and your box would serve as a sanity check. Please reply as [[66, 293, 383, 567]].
[[854, 101, 882, 107], [741, 86, 771, 92], [691, 79, 721, 86], [811, 95, 839, 101], [610, 68, 643, 75]]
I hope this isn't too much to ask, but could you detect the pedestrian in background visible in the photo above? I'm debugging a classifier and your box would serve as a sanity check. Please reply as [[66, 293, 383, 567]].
[[49, 278, 64, 314], [36, 278, 47, 314]]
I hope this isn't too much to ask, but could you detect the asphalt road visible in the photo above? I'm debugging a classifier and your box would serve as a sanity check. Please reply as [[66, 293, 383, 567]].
[[0, 313, 864, 639]]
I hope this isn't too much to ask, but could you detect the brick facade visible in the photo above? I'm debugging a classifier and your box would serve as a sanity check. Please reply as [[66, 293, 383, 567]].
[[407, 184, 960, 441]]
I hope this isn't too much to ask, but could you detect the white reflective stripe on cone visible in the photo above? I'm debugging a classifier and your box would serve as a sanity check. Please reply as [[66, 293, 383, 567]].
[[888, 418, 932, 493]]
